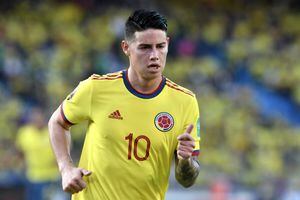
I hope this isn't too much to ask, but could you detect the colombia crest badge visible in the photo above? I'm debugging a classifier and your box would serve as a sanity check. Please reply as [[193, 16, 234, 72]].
[[154, 112, 174, 132]]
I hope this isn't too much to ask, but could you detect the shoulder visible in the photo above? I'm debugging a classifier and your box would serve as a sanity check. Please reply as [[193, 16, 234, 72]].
[[75, 71, 123, 92], [165, 78, 195, 98], [73, 71, 123, 96], [89, 71, 123, 81]]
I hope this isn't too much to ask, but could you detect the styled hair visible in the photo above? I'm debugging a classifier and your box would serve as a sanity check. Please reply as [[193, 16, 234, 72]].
[[125, 9, 167, 41]]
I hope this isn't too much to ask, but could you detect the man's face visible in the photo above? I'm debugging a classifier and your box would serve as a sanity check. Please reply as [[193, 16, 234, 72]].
[[122, 29, 169, 80]]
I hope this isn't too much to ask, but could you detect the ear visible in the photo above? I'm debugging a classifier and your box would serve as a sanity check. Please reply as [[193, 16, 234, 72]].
[[166, 36, 170, 46], [165, 36, 170, 53], [121, 40, 130, 56]]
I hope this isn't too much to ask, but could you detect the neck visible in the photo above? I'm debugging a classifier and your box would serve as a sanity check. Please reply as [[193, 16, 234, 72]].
[[127, 68, 162, 94]]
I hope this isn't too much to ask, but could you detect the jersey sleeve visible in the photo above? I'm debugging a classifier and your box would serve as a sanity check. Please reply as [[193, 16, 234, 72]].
[[180, 96, 201, 156], [61, 79, 93, 124]]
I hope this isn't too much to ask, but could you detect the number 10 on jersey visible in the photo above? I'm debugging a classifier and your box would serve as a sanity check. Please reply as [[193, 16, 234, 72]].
[[125, 133, 151, 161]]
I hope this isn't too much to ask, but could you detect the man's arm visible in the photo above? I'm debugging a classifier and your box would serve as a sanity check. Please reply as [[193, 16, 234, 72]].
[[175, 124, 200, 188], [48, 106, 91, 194], [175, 155, 200, 188]]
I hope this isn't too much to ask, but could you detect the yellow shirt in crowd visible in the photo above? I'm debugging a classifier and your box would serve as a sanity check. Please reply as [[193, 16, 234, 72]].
[[16, 125, 59, 182]]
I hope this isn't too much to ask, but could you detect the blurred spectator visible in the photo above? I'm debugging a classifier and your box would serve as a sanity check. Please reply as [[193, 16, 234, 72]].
[[16, 107, 66, 200]]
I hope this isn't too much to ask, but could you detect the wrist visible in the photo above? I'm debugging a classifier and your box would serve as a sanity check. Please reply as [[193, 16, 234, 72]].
[[177, 157, 200, 173], [178, 156, 192, 165], [177, 157, 191, 173], [58, 158, 74, 173]]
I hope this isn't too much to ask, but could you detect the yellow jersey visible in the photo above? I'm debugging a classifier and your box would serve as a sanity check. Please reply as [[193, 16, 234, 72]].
[[62, 70, 200, 200], [16, 125, 59, 182]]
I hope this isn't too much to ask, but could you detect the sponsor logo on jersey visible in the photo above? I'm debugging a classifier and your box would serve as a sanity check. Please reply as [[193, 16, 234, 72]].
[[154, 112, 174, 132], [108, 110, 123, 120]]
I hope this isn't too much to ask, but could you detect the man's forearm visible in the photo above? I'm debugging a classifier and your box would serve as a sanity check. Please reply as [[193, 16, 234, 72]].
[[48, 109, 74, 172], [175, 156, 200, 188]]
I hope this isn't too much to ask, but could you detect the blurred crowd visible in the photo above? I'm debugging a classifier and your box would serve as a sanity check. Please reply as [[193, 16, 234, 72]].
[[0, 0, 300, 199]]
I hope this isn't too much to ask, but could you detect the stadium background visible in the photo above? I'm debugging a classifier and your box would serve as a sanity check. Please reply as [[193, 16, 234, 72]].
[[0, 0, 300, 199]]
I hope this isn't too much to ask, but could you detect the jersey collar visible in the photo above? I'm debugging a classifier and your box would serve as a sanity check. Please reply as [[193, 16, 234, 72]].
[[122, 70, 166, 99]]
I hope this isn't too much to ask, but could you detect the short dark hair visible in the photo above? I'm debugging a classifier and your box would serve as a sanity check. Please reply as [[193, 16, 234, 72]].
[[125, 9, 167, 41]]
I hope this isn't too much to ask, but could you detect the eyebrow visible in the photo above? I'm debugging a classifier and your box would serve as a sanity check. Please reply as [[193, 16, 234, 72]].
[[138, 42, 167, 46]]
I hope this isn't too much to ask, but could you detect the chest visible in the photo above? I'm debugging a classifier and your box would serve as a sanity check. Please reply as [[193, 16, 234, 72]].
[[90, 92, 185, 152]]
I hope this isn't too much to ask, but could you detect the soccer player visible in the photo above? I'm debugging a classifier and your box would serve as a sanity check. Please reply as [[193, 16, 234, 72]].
[[48, 9, 201, 200]]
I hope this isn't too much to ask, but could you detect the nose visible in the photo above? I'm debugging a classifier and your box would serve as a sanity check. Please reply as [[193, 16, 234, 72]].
[[149, 49, 159, 61]]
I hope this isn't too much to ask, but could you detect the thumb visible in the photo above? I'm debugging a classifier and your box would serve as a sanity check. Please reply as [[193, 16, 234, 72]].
[[186, 124, 194, 134], [81, 168, 92, 176]]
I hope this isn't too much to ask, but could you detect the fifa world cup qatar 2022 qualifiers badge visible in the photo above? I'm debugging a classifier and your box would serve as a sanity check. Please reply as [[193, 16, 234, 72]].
[[154, 112, 174, 132]]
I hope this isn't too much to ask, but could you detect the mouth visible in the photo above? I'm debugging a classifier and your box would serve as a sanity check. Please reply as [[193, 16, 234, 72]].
[[147, 64, 160, 69]]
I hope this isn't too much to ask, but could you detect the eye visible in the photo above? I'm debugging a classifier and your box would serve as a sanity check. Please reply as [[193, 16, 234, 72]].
[[138, 45, 150, 50], [157, 44, 165, 48]]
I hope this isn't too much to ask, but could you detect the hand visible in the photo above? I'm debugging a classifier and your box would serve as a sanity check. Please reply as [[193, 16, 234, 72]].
[[61, 166, 92, 194], [177, 124, 195, 161]]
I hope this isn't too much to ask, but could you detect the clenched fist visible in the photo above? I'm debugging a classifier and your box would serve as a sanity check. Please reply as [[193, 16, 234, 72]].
[[61, 166, 92, 194], [177, 124, 195, 160]]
